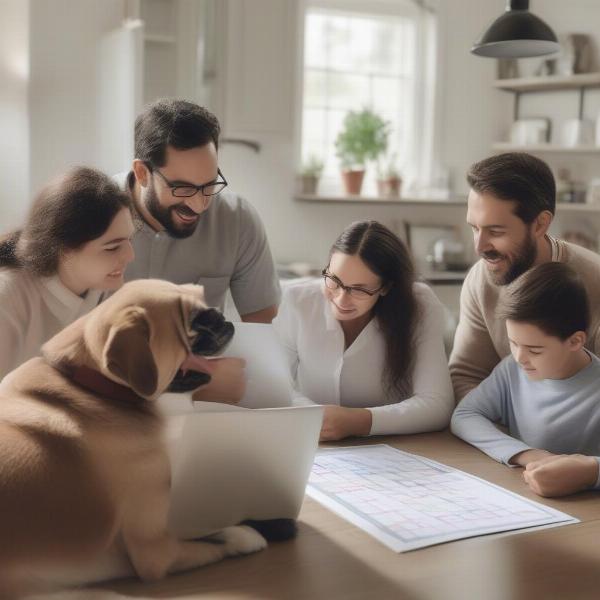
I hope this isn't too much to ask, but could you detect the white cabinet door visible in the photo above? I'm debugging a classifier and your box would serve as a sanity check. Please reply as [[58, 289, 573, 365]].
[[221, 0, 299, 137], [97, 19, 144, 175]]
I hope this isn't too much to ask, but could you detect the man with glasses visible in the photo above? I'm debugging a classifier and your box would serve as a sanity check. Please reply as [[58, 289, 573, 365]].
[[115, 98, 280, 323], [113, 99, 297, 541]]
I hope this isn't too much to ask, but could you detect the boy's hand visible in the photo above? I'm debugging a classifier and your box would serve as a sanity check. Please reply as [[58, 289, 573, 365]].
[[191, 357, 247, 405], [509, 448, 555, 467], [319, 406, 372, 441], [522, 454, 599, 497]]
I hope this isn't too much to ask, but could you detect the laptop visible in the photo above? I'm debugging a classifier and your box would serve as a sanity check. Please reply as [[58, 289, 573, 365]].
[[158, 322, 323, 538], [165, 404, 323, 539]]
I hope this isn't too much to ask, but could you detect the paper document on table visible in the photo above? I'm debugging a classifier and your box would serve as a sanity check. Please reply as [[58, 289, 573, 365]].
[[307, 445, 578, 552]]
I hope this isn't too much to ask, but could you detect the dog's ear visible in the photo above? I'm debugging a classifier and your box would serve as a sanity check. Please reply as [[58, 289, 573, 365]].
[[103, 306, 158, 397]]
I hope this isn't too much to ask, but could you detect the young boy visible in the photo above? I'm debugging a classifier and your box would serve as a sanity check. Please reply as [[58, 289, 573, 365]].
[[451, 262, 600, 498]]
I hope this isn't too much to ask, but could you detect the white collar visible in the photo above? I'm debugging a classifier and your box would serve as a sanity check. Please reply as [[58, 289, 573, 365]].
[[39, 275, 103, 325]]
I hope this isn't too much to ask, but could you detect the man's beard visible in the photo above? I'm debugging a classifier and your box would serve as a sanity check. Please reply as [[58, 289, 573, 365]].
[[145, 182, 200, 239], [481, 233, 537, 286]]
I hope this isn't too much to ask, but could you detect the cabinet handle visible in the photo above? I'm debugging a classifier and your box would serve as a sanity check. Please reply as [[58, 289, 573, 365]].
[[221, 138, 261, 153]]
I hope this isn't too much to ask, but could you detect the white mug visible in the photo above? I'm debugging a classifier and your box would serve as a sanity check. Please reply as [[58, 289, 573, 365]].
[[587, 179, 600, 204], [562, 119, 595, 147]]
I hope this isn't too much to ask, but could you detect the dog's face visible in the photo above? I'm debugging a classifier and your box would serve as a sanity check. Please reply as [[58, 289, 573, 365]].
[[167, 303, 234, 393], [43, 279, 234, 399]]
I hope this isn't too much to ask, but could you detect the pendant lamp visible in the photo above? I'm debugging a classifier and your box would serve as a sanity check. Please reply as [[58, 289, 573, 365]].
[[472, 0, 559, 58]]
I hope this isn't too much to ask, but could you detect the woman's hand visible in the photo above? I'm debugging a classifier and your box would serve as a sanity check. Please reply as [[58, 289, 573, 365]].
[[191, 357, 247, 405], [319, 406, 372, 441], [522, 454, 599, 497]]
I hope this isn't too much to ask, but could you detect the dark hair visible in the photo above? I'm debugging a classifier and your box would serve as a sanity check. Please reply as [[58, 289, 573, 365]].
[[134, 98, 221, 168], [501, 262, 589, 339], [467, 152, 556, 224], [0, 167, 132, 276], [330, 221, 419, 398]]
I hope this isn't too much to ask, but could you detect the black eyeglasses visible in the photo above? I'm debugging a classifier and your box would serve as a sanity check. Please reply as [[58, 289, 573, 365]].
[[152, 167, 228, 198], [321, 268, 384, 299]]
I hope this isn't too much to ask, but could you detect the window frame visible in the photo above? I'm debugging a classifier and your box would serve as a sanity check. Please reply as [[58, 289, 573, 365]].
[[295, 0, 439, 197]]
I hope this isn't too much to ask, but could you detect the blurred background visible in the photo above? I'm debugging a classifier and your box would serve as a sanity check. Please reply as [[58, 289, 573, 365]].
[[2, 0, 600, 319]]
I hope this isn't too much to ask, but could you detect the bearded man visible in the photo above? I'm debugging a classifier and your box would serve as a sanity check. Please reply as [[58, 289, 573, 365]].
[[449, 152, 600, 400], [115, 98, 280, 324]]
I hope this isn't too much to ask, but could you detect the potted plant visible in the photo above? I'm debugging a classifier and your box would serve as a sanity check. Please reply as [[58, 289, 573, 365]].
[[335, 108, 390, 195], [376, 154, 402, 198], [299, 155, 324, 195]]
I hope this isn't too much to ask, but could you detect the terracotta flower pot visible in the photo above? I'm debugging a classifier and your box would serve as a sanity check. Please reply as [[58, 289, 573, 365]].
[[376, 176, 402, 199], [299, 175, 319, 195], [341, 170, 365, 195]]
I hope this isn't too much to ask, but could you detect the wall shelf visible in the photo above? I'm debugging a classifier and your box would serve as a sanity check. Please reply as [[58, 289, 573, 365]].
[[295, 194, 466, 207], [144, 33, 176, 44], [492, 143, 600, 154], [556, 203, 600, 213], [296, 195, 600, 213], [494, 73, 600, 93], [494, 73, 600, 122]]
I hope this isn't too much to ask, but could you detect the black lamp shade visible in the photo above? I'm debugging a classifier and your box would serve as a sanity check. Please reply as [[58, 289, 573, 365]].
[[472, 1, 559, 58]]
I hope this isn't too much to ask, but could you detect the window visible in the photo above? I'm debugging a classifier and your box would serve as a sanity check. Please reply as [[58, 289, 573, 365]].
[[300, 0, 438, 196]]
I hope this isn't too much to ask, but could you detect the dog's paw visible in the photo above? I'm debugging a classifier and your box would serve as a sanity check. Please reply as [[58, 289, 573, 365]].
[[242, 518, 298, 542], [219, 525, 267, 556]]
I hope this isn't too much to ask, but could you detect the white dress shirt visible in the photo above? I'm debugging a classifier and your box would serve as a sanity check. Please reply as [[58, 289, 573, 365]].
[[273, 279, 454, 435], [0, 269, 103, 379]]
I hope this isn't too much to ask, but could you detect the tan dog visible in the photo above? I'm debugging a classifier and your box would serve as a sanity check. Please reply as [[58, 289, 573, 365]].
[[0, 279, 266, 597]]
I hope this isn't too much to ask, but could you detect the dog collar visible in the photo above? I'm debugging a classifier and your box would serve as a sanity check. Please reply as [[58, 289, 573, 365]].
[[70, 365, 146, 404]]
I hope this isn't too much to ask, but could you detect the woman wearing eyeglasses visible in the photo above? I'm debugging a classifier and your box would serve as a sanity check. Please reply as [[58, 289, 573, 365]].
[[0, 167, 135, 379], [273, 220, 454, 441]]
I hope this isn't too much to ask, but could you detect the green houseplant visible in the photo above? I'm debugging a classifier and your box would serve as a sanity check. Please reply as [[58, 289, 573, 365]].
[[335, 108, 390, 195], [299, 154, 324, 195]]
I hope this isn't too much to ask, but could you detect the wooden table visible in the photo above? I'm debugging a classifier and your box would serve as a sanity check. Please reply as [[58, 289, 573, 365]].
[[103, 432, 600, 600]]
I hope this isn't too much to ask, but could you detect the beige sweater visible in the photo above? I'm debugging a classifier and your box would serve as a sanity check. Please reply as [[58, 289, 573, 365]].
[[0, 269, 102, 380], [449, 238, 600, 401]]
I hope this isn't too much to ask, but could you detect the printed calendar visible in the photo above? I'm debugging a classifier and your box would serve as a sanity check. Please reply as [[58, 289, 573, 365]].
[[307, 445, 578, 552]]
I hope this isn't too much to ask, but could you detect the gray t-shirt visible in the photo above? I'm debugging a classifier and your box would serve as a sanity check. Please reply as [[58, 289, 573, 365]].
[[116, 172, 280, 314], [451, 352, 600, 488]]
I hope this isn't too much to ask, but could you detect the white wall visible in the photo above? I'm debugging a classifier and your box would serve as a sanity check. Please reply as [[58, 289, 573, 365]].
[[28, 0, 124, 194], [0, 0, 30, 229]]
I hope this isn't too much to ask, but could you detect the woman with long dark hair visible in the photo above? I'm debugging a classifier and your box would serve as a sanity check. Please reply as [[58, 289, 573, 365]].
[[273, 220, 453, 440], [0, 166, 135, 378]]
